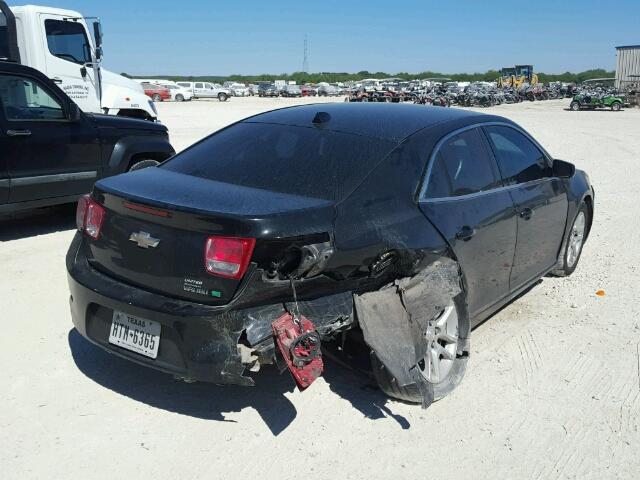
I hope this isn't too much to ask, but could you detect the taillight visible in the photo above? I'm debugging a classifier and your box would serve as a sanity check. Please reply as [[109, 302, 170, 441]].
[[204, 236, 256, 279], [76, 194, 106, 240], [76, 195, 89, 231]]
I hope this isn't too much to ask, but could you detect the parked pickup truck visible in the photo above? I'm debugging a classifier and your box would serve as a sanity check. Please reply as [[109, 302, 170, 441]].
[[175, 81, 231, 101], [0, 61, 175, 214]]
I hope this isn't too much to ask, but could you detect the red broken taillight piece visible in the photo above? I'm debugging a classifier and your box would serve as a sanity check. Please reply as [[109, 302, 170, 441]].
[[204, 236, 256, 279], [272, 312, 324, 390], [76, 194, 106, 240]]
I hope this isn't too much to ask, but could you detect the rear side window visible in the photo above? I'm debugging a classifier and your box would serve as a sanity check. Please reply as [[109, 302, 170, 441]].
[[485, 126, 551, 184], [426, 128, 499, 198], [162, 122, 395, 201]]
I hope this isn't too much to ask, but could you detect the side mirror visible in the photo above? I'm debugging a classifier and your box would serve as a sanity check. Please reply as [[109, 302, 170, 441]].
[[93, 21, 103, 49], [552, 159, 575, 178], [68, 103, 82, 122], [95, 46, 103, 60]]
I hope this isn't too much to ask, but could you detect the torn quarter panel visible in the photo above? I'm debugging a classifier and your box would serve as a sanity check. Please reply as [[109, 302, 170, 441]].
[[355, 258, 463, 387]]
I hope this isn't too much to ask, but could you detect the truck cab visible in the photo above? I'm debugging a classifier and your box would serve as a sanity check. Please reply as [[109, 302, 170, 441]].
[[0, 1, 157, 121]]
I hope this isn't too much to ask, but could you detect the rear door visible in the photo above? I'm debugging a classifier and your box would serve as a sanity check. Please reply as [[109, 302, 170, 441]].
[[483, 125, 568, 290], [0, 71, 101, 202], [194, 82, 207, 97], [40, 15, 101, 113], [418, 127, 517, 317]]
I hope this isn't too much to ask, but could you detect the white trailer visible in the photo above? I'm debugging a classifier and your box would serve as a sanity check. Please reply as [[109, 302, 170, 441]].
[[0, 2, 158, 120]]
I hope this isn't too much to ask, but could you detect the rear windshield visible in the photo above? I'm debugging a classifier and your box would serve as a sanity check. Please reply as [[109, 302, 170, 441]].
[[162, 122, 396, 201]]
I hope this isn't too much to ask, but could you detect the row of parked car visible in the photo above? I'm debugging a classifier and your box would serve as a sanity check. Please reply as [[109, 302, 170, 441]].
[[138, 79, 348, 102]]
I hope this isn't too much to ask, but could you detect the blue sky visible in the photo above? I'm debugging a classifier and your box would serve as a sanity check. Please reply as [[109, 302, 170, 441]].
[[40, 0, 640, 75]]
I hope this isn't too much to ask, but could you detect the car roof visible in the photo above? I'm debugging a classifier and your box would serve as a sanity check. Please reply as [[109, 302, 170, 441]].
[[245, 103, 499, 142]]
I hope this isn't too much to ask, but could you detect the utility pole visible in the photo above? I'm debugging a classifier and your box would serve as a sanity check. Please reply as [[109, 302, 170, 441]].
[[303, 34, 309, 73]]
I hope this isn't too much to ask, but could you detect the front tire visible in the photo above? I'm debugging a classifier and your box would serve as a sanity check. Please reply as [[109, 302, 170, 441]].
[[218, 93, 229, 102], [570, 101, 581, 111], [371, 298, 469, 403], [175, 94, 184, 102], [611, 102, 621, 111], [151, 94, 162, 102], [550, 203, 589, 277]]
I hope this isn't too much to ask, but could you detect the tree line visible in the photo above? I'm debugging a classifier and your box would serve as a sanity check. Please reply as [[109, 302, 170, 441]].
[[122, 68, 615, 84]]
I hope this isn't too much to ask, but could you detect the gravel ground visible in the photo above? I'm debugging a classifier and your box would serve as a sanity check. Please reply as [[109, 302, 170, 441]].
[[1, 97, 639, 480]]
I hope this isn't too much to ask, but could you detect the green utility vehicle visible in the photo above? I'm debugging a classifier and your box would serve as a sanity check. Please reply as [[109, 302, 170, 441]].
[[570, 93, 624, 111]]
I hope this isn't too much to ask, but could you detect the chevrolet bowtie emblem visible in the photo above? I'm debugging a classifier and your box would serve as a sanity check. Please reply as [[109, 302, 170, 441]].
[[129, 231, 160, 249]]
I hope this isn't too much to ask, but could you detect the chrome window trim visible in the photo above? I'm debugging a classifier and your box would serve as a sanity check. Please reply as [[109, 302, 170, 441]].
[[418, 121, 553, 203]]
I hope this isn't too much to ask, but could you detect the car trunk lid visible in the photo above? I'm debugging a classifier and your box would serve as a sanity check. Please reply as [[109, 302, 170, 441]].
[[86, 167, 335, 304]]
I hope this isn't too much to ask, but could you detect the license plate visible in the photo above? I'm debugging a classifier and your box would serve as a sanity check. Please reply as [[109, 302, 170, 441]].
[[108, 311, 161, 359]]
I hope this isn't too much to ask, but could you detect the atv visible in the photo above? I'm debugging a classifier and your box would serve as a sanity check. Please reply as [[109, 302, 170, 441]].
[[570, 93, 624, 111]]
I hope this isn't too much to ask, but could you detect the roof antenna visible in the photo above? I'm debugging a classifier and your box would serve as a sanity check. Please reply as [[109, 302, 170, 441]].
[[312, 111, 331, 125]]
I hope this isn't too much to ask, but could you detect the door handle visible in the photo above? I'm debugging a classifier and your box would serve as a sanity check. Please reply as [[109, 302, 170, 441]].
[[455, 226, 476, 241], [6, 129, 32, 137], [51, 77, 63, 84], [518, 207, 534, 220]]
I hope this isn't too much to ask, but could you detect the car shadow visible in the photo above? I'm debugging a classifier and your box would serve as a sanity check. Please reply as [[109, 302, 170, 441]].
[[0, 203, 76, 241], [68, 329, 410, 435]]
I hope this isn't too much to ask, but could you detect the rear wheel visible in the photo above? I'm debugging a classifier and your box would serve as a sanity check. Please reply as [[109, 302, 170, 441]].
[[128, 159, 160, 172], [550, 203, 589, 277], [218, 93, 229, 102], [372, 299, 469, 403], [570, 101, 581, 111], [151, 93, 162, 102]]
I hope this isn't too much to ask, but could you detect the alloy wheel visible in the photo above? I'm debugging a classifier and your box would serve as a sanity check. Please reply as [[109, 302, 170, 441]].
[[566, 211, 586, 268], [418, 304, 459, 384]]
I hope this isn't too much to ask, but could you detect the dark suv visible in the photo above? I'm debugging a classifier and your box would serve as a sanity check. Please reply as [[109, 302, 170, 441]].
[[0, 62, 175, 213]]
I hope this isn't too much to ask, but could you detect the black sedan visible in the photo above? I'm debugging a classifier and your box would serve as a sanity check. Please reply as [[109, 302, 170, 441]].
[[67, 104, 594, 406]]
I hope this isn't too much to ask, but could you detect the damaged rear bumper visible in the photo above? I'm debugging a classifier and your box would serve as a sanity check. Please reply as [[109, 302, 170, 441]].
[[66, 236, 352, 386]]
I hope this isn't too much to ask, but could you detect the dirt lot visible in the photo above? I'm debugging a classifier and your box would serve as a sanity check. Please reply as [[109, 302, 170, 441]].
[[2, 97, 639, 480]]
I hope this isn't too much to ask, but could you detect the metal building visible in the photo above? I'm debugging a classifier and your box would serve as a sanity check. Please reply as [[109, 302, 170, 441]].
[[615, 45, 640, 91]]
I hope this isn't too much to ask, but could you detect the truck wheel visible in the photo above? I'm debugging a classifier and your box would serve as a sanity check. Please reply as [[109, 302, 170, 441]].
[[175, 94, 184, 102], [152, 94, 162, 102], [611, 102, 621, 111], [371, 298, 469, 403], [549, 203, 590, 277], [218, 93, 229, 102], [129, 159, 160, 172], [570, 101, 580, 111]]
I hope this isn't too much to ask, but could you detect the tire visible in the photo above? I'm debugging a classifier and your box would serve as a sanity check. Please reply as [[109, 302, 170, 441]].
[[128, 159, 160, 172], [151, 94, 162, 102], [175, 94, 184, 102], [570, 101, 581, 111], [611, 102, 621, 111], [218, 93, 229, 102], [549, 203, 590, 277], [371, 297, 469, 403]]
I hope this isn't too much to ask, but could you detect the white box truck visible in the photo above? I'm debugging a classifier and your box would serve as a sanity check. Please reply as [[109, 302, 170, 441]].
[[0, 1, 158, 120]]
